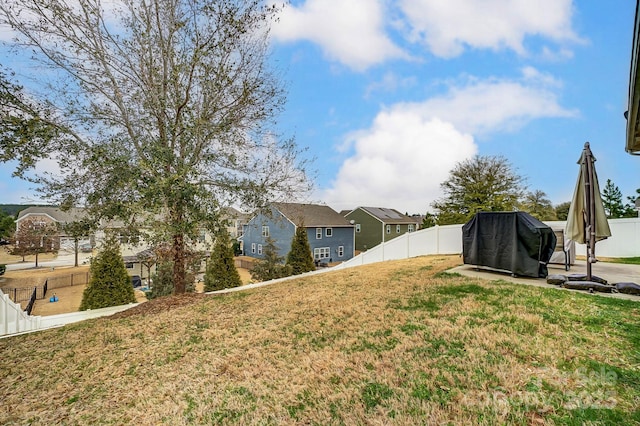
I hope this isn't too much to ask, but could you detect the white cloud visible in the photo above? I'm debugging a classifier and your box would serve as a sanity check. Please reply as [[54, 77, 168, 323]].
[[270, 0, 408, 71], [364, 71, 417, 99], [399, 0, 582, 58], [322, 71, 576, 213], [323, 115, 476, 214]]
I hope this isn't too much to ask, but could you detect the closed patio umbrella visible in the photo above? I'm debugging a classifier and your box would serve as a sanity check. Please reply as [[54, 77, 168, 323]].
[[565, 142, 612, 280]]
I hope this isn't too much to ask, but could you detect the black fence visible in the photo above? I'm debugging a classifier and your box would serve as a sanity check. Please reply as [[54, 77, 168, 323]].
[[1, 271, 89, 311], [25, 287, 37, 315], [1, 285, 46, 304]]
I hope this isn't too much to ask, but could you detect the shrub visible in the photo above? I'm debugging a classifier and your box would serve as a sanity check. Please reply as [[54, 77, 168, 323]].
[[286, 226, 315, 275], [250, 238, 291, 282], [204, 231, 242, 291], [0, 264, 5, 276], [79, 236, 136, 310], [147, 261, 175, 300]]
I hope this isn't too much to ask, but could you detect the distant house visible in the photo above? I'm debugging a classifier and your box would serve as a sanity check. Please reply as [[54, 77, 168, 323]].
[[343, 207, 421, 251], [16, 206, 90, 248], [242, 203, 355, 264], [15, 205, 249, 278]]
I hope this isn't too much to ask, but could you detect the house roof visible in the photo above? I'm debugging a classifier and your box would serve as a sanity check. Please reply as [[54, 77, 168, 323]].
[[627, 0, 640, 155], [17, 206, 87, 224], [352, 207, 419, 225], [274, 203, 353, 227]]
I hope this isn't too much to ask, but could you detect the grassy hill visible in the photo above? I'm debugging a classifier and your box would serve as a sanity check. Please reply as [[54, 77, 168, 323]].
[[1, 255, 639, 425]]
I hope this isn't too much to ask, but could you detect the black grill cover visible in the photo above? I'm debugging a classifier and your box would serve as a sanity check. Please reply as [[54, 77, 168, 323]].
[[462, 212, 557, 278]]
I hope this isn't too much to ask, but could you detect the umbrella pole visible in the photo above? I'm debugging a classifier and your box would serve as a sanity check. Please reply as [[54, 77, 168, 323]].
[[584, 142, 596, 281]]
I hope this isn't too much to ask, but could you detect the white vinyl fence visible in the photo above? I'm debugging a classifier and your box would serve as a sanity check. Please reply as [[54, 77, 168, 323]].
[[0, 290, 42, 335], [2, 217, 638, 337], [335, 218, 640, 270]]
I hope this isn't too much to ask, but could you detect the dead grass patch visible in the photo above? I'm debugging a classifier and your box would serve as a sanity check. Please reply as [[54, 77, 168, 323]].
[[1, 255, 639, 425]]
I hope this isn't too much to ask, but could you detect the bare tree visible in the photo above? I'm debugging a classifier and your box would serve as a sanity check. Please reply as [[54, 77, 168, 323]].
[[10, 218, 59, 267], [0, 0, 311, 293]]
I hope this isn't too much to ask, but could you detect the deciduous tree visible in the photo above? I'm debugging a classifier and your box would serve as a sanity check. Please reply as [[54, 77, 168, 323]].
[[520, 190, 557, 221], [62, 218, 95, 267], [554, 201, 571, 221], [0, 0, 310, 294], [10, 217, 59, 266], [431, 155, 526, 225]]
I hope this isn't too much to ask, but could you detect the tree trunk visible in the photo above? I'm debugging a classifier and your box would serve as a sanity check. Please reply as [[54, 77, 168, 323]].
[[74, 238, 79, 267], [170, 204, 187, 294]]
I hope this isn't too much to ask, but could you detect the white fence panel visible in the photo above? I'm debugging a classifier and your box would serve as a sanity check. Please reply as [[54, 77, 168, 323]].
[[545, 218, 640, 258], [1, 290, 41, 336], [337, 218, 639, 271]]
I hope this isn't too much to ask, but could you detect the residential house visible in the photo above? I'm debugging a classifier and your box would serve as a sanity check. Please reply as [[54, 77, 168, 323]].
[[16, 205, 248, 280], [16, 206, 90, 250], [343, 207, 421, 251], [242, 203, 355, 264]]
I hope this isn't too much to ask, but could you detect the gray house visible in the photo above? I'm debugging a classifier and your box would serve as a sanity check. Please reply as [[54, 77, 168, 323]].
[[343, 207, 421, 252], [242, 203, 355, 264]]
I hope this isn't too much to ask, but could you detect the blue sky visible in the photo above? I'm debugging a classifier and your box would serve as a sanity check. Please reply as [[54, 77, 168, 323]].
[[1, 0, 639, 215]]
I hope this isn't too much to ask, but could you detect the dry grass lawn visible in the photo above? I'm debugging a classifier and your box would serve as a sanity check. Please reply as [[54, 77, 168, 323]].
[[1, 255, 639, 425]]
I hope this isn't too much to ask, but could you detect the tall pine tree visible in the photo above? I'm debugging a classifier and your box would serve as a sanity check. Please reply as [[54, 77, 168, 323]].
[[204, 230, 242, 291], [80, 235, 135, 310], [286, 226, 315, 275], [601, 179, 626, 218]]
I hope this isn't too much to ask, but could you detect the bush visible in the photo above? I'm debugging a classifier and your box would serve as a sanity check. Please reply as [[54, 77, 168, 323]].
[[250, 238, 291, 282], [0, 264, 5, 276], [147, 259, 196, 299], [79, 236, 136, 310], [147, 261, 175, 300], [286, 226, 315, 275], [204, 231, 242, 291]]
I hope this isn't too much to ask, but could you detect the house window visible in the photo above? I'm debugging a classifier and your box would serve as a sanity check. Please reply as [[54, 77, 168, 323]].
[[125, 262, 134, 269], [314, 247, 330, 260], [408, 224, 415, 232], [251, 243, 256, 254], [386, 225, 391, 234], [337, 246, 344, 257], [396, 224, 401, 233], [355, 224, 361, 233], [262, 225, 269, 237], [325, 228, 333, 237], [316, 228, 322, 239], [258, 244, 263, 255]]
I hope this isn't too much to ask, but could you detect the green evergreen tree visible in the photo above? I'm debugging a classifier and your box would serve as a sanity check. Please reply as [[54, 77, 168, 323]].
[[204, 231, 242, 291], [286, 226, 315, 275], [147, 261, 175, 300], [250, 238, 291, 282], [601, 179, 626, 218], [80, 235, 135, 310]]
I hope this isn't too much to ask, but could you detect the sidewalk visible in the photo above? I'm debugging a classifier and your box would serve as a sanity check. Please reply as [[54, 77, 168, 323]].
[[4, 251, 92, 271], [451, 260, 640, 301]]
